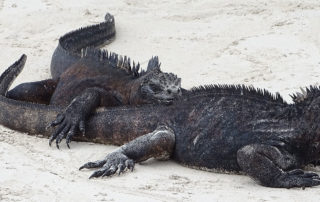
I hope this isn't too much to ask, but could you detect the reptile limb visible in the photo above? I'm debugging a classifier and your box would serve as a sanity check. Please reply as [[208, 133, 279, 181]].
[[79, 125, 175, 178], [237, 144, 320, 188], [48, 87, 122, 148]]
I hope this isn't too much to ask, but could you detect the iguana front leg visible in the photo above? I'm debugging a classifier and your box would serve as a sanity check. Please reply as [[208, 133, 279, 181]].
[[79, 125, 175, 178], [237, 144, 320, 188], [48, 87, 122, 148]]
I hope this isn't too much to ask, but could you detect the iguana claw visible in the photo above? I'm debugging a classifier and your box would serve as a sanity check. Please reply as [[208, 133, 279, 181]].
[[276, 169, 320, 188], [48, 109, 85, 148], [80, 150, 135, 178]]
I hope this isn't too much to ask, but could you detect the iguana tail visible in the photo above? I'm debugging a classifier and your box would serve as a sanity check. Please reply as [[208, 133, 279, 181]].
[[50, 13, 116, 79], [0, 55, 60, 135], [0, 54, 26, 95]]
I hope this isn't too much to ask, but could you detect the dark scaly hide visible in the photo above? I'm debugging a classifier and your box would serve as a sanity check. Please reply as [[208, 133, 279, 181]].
[[1, 57, 320, 187]]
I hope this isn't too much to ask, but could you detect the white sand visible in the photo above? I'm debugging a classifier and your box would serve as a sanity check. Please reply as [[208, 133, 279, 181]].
[[1, 0, 320, 201]]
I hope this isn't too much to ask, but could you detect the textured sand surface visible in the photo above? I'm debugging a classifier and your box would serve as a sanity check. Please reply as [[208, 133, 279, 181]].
[[0, 0, 320, 201]]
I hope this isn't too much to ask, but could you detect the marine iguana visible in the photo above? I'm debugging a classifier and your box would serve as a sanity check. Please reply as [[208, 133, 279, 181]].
[[1, 55, 320, 188], [6, 13, 182, 148]]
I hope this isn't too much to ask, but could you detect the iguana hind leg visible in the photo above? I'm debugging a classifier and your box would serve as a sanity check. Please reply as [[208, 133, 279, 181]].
[[79, 125, 175, 178], [7, 79, 57, 104], [237, 144, 320, 188], [48, 87, 122, 148]]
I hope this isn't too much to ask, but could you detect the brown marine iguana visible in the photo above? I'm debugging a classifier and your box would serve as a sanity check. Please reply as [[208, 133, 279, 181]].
[[1, 55, 320, 188], [6, 14, 182, 148]]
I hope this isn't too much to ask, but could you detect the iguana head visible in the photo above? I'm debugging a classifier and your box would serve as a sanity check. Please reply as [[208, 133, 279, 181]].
[[131, 56, 182, 105], [140, 69, 182, 105]]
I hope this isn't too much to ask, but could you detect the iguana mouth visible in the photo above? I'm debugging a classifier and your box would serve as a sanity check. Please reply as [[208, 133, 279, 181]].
[[160, 98, 174, 105], [164, 100, 173, 105]]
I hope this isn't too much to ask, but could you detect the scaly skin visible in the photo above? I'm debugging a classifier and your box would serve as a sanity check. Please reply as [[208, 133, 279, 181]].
[[7, 13, 182, 147], [8, 52, 181, 148], [50, 13, 116, 79], [1, 56, 320, 188]]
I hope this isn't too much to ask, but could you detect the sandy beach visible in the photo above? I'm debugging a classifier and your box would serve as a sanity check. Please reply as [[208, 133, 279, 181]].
[[1, 0, 320, 201]]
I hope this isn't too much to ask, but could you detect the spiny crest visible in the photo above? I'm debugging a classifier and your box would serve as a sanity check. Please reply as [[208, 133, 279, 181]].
[[189, 84, 286, 104], [291, 86, 320, 105], [147, 56, 161, 71], [80, 47, 142, 78], [59, 16, 115, 52]]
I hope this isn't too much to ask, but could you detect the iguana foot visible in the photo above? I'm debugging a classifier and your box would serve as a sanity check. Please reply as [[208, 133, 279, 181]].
[[48, 88, 104, 148], [48, 109, 85, 149], [238, 144, 320, 188], [79, 149, 135, 178], [276, 169, 320, 188], [79, 125, 175, 179]]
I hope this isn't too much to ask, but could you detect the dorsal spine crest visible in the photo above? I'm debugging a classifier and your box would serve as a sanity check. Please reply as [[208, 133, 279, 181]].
[[80, 47, 142, 78], [189, 84, 286, 105]]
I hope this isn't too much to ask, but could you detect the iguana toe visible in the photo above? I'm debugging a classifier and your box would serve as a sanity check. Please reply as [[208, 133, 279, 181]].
[[118, 163, 125, 175], [79, 159, 107, 170], [47, 114, 65, 129], [66, 126, 76, 148], [55, 123, 71, 149], [83, 150, 135, 179], [287, 169, 304, 175], [79, 121, 85, 136], [49, 122, 66, 146], [89, 169, 105, 179], [101, 165, 118, 177], [125, 159, 135, 172], [277, 170, 320, 188]]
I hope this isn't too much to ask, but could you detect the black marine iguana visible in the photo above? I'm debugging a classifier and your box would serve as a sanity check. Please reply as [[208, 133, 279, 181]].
[[6, 14, 182, 148], [1, 55, 320, 188]]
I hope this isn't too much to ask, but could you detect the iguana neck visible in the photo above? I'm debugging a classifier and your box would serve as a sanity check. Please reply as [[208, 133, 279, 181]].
[[127, 78, 145, 105]]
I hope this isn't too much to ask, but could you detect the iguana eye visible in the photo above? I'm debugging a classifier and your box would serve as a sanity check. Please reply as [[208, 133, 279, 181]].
[[149, 84, 162, 92]]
